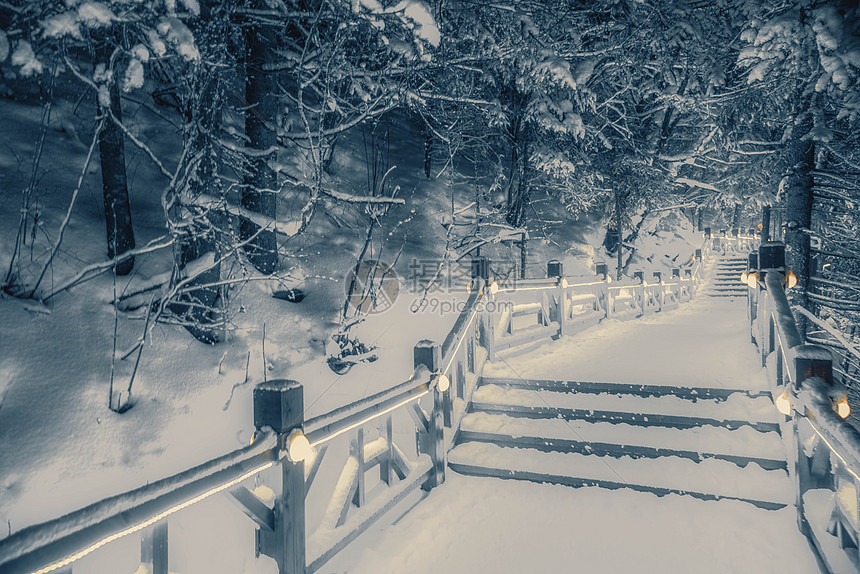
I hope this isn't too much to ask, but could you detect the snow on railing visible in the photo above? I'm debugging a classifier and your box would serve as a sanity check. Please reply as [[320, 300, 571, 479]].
[[0, 277, 494, 574], [479, 235, 714, 360], [0, 431, 281, 574], [748, 242, 860, 573], [0, 231, 723, 574], [797, 306, 860, 404]]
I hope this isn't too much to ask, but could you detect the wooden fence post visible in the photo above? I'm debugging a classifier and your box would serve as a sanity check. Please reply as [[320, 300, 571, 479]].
[[473, 258, 495, 361], [747, 253, 758, 338], [253, 380, 305, 574], [595, 263, 610, 319], [141, 521, 168, 574], [414, 341, 446, 489], [547, 261, 565, 337], [653, 272, 664, 310], [633, 271, 645, 315], [672, 268, 680, 303], [604, 277, 613, 319]]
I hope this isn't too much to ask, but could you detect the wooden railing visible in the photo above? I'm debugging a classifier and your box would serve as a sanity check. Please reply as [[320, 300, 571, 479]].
[[0, 278, 492, 574], [0, 232, 721, 574], [478, 233, 728, 360], [749, 242, 860, 574]]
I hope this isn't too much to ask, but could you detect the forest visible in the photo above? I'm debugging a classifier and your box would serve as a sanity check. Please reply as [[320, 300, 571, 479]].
[[0, 0, 859, 412]]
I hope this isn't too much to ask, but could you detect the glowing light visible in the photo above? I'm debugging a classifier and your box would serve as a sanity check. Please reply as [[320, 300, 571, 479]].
[[786, 270, 798, 290], [27, 461, 274, 574], [775, 391, 792, 416], [758, 223, 763, 230], [746, 272, 758, 288], [606, 275, 612, 283], [489, 281, 499, 295], [740, 272, 748, 284], [560, 278, 569, 288], [435, 374, 450, 393], [288, 430, 312, 463], [836, 398, 851, 419]]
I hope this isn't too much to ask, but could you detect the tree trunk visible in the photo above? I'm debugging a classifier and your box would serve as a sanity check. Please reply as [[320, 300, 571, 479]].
[[761, 205, 771, 242], [615, 188, 623, 280], [784, 115, 815, 338], [241, 14, 278, 274], [731, 203, 742, 233], [505, 110, 530, 227], [170, 3, 224, 344], [96, 41, 135, 276], [424, 125, 432, 178]]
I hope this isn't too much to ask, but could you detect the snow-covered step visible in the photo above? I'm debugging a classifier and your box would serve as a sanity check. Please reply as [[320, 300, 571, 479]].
[[480, 377, 771, 402], [705, 292, 748, 298], [470, 384, 780, 432], [457, 412, 786, 470], [448, 442, 793, 509]]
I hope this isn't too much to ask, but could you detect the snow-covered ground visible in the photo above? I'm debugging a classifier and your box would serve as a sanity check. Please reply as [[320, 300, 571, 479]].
[[330, 294, 821, 573], [0, 78, 713, 572], [336, 473, 817, 574], [483, 295, 767, 389]]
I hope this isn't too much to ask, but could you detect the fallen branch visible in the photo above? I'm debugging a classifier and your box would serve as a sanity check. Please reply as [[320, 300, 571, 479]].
[[43, 235, 175, 301]]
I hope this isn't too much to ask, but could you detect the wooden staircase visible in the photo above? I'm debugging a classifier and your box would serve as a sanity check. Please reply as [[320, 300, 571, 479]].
[[705, 256, 749, 298], [449, 377, 792, 510]]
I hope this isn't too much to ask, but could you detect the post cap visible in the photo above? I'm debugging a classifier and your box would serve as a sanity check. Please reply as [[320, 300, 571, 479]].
[[253, 380, 304, 433]]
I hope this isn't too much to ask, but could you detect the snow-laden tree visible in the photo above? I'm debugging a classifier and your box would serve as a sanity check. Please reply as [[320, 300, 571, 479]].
[[1, 0, 204, 291], [736, 0, 860, 335]]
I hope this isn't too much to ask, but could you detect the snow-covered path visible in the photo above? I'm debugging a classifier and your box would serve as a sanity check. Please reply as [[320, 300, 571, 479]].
[[335, 296, 822, 573]]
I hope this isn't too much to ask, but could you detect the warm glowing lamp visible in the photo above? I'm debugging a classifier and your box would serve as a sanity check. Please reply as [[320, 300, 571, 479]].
[[775, 391, 792, 416], [489, 281, 499, 295], [746, 272, 758, 288], [741, 272, 748, 284], [836, 397, 851, 419], [561, 278, 569, 288], [287, 430, 312, 463], [785, 270, 798, 290], [436, 374, 450, 393]]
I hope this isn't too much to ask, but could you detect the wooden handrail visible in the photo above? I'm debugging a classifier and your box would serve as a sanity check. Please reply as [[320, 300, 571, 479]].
[[0, 431, 279, 574], [1, 233, 718, 574]]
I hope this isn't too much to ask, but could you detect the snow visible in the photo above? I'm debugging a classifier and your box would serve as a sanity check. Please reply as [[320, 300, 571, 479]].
[[395, 0, 440, 47], [157, 17, 199, 61], [0, 63, 817, 572], [335, 473, 818, 574], [804, 489, 858, 574], [484, 300, 767, 389], [123, 59, 145, 92], [473, 383, 779, 423], [146, 29, 167, 58], [76, 2, 116, 28], [179, 0, 201, 16], [11, 41, 43, 78], [0, 30, 8, 62], [42, 12, 83, 40], [459, 411, 783, 461], [449, 442, 792, 503], [332, 276, 820, 573]]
